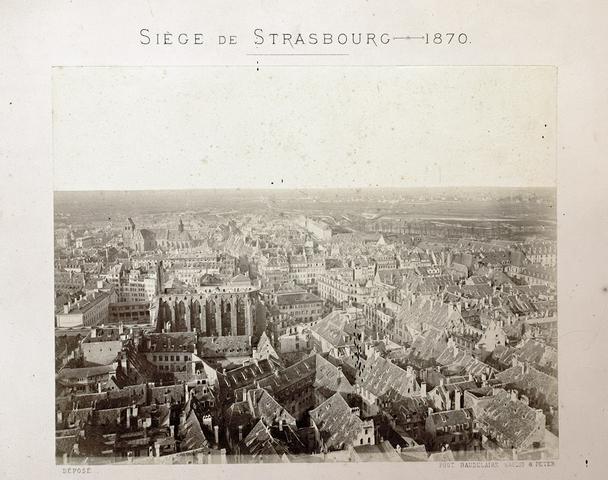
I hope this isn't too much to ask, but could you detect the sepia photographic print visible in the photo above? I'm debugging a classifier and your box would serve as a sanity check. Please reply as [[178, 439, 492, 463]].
[[53, 66, 558, 465]]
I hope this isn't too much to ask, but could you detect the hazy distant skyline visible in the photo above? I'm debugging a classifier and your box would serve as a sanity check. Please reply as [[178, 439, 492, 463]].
[[53, 66, 556, 191]]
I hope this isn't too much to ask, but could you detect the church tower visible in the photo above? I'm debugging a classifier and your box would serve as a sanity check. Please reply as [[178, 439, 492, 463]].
[[124, 217, 136, 248]]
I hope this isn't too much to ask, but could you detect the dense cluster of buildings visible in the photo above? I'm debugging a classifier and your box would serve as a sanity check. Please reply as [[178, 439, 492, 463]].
[[54, 205, 558, 464]]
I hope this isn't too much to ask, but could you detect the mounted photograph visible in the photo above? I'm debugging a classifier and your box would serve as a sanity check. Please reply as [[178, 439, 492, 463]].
[[52, 66, 558, 465]]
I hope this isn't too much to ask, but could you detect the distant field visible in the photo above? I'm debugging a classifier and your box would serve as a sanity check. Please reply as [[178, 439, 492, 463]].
[[54, 187, 556, 226]]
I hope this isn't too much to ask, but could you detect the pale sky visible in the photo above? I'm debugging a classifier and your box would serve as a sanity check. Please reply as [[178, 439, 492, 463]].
[[53, 66, 556, 190]]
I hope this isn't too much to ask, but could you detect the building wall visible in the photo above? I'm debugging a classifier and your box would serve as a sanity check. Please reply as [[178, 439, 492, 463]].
[[145, 352, 201, 373], [109, 302, 151, 325], [279, 332, 310, 353], [277, 301, 323, 323], [82, 340, 123, 365], [56, 312, 84, 328]]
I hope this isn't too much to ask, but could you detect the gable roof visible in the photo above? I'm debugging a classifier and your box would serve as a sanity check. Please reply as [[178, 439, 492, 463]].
[[218, 358, 278, 391], [495, 364, 558, 407], [247, 388, 296, 427], [256, 353, 353, 401], [256, 332, 280, 362], [309, 393, 369, 450], [474, 389, 544, 449], [310, 310, 359, 347], [358, 354, 419, 401], [241, 420, 283, 461]]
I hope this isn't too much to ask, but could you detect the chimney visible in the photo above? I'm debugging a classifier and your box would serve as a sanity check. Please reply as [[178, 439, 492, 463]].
[[63, 304, 70, 314], [214, 425, 219, 445], [279, 419, 284, 432], [238, 425, 243, 441], [455, 389, 462, 410], [420, 382, 427, 396], [510, 390, 518, 402], [90, 328, 97, 339]]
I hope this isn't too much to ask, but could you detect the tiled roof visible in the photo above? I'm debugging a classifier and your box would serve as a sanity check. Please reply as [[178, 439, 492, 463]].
[[358, 354, 418, 400], [143, 332, 197, 353], [387, 395, 432, 419], [218, 358, 277, 391], [247, 388, 296, 427], [241, 420, 284, 461], [435, 345, 494, 377], [309, 393, 369, 450], [180, 402, 211, 451], [56, 364, 115, 380], [276, 292, 322, 306], [256, 332, 280, 362], [428, 408, 474, 428], [256, 354, 353, 401], [396, 298, 461, 335], [198, 335, 251, 358], [410, 276, 455, 295], [70, 384, 148, 411], [515, 339, 557, 372], [310, 311, 358, 347], [495, 365, 558, 407], [445, 284, 494, 299], [149, 384, 187, 404], [408, 329, 448, 362], [474, 389, 543, 449]]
